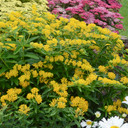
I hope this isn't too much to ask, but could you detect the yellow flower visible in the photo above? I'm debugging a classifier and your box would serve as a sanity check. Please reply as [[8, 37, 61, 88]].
[[76, 79, 88, 86], [18, 75, 26, 82], [71, 96, 88, 113], [31, 70, 38, 78], [19, 104, 30, 115], [17, 65, 22, 70], [120, 77, 128, 84], [35, 94, 42, 104], [110, 32, 120, 39], [0, 22, 6, 28], [31, 87, 39, 94], [98, 77, 121, 85], [77, 61, 82, 67], [19, 81, 30, 88], [58, 97, 67, 103], [43, 45, 51, 51], [30, 42, 43, 49], [105, 105, 116, 113], [2, 102, 7, 107], [14, 88, 22, 95], [26, 93, 34, 100], [108, 72, 116, 79], [57, 101, 66, 108], [37, 61, 43, 68], [1, 95, 8, 102], [98, 65, 107, 73], [32, 63, 39, 69], [49, 99, 57, 107], [75, 108, 83, 117], [113, 99, 121, 107]]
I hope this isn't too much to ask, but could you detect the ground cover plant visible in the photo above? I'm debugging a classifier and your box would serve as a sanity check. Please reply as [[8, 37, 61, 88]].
[[0, 4, 128, 128], [48, 0, 124, 33]]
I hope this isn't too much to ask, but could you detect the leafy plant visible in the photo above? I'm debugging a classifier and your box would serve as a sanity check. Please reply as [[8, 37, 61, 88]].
[[0, 5, 128, 127]]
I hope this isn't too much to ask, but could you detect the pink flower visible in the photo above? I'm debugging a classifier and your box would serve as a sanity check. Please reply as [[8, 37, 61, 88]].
[[60, 0, 70, 4], [115, 24, 123, 29], [48, 0, 124, 32]]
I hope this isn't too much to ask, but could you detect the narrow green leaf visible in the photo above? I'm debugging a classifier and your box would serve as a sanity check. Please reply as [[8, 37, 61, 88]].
[[27, 36, 39, 43], [14, 46, 22, 55], [0, 67, 8, 75], [24, 53, 39, 59]]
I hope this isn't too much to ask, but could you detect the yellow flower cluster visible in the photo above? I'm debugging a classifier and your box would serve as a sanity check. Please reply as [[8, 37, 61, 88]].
[[97, 27, 111, 35], [114, 39, 124, 51], [39, 70, 53, 84], [120, 77, 128, 84], [0, 88, 22, 106], [105, 99, 128, 115], [18, 72, 31, 88], [50, 80, 68, 97], [30, 42, 53, 52], [108, 72, 116, 80], [98, 65, 107, 73], [0, 42, 16, 51], [74, 73, 97, 86], [60, 39, 91, 47], [49, 97, 67, 109], [98, 77, 121, 85], [46, 55, 64, 63], [32, 61, 43, 69], [64, 58, 94, 72], [5, 69, 18, 79], [72, 68, 84, 79], [70, 96, 88, 116], [109, 54, 127, 66], [30, 42, 43, 49], [26, 87, 42, 104], [3, 62, 54, 88], [19, 104, 30, 115], [32, 61, 53, 70]]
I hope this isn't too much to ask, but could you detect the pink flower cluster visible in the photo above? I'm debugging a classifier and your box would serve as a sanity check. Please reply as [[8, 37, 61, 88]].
[[48, 0, 124, 33]]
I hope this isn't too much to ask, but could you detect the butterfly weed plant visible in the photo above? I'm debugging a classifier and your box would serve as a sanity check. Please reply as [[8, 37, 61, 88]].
[[0, 5, 128, 128]]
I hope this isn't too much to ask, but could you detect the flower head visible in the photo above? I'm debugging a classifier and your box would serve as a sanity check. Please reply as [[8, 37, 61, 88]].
[[80, 120, 98, 128], [95, 111, 101, 118], [99, 116, 128, 128], [122, 96, 128, 105], [19, 104, 30, 115]]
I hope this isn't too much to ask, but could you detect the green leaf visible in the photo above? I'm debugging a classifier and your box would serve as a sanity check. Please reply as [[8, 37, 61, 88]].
[[49, 110, 57, 117], [27, 36, 39, 43], [0, 67, 8, 75], [24, 53, 39, 59], [99, 45, 107, 56], [14, 78, 19, 86], [5, 54, 18, 59], [6, 60, 17, 64], [14, 46, 22, 55]]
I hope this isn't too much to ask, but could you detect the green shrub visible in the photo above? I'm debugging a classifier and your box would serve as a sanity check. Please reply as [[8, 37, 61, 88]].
[[0, 6, 128, 127], [0, 0, 48, 19]]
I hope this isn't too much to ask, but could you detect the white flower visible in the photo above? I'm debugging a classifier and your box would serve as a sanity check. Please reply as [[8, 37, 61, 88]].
[[122, 113, 127, 118], [92, 121, 99, 128], [95, 111, 101, 118], [80, 120, 86, 128], [80, 120, 98, 128], [99, 116, 128, 128], [122, 96, 128, 105]]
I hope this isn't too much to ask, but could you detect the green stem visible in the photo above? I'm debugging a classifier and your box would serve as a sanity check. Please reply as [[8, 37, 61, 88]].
[[0, 57, 9, 69]]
